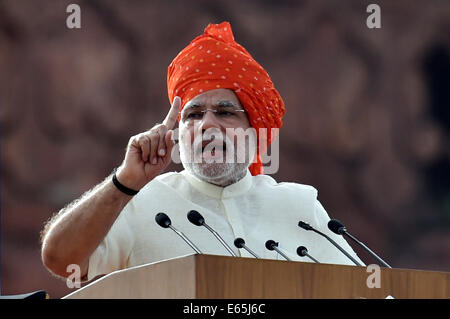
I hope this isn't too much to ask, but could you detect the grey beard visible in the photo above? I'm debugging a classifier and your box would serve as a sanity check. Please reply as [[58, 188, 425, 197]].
[[182, 161, 249, 187], [178, 129, 255, 187]]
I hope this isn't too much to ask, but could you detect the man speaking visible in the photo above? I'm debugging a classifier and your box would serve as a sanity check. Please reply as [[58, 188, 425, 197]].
[[41, 22, 363, 281]]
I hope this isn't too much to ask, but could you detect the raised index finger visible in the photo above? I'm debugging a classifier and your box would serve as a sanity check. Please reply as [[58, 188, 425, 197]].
[[162, 96, 181, 129]]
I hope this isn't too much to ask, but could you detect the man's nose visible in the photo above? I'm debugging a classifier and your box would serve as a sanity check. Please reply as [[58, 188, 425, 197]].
[[199, 109, 222, 131]]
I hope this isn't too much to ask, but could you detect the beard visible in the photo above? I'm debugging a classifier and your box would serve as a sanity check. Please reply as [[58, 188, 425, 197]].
[[182, 161, 250, 187], [179, 129, 256, 187]]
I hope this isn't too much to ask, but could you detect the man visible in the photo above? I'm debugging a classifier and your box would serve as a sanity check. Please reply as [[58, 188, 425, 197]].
[[41, 22, 363, 282]]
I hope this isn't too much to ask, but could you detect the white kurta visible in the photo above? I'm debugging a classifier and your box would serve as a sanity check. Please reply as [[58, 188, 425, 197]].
[[87, 169, 364, 280]]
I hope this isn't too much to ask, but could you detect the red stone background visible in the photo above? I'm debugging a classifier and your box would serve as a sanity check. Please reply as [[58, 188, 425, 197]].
[[1, 0, 449, 298]]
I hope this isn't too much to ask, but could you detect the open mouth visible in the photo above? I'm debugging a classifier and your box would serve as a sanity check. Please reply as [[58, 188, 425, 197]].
[[202, 141, 227, 152], [201, 141, 227, 157]]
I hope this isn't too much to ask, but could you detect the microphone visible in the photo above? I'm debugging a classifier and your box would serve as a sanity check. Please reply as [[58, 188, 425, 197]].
[[265, 240, 292, 261], [155, 212, 202, 254], [296, 246, 320, 263], [298, 220, 362, 266], [234, 238, 260, 258], [328, 219, 392, 268], [187, 210, 237, 257]]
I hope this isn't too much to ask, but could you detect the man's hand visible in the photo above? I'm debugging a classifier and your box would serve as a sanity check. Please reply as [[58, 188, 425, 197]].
[[40, 97, 181, 278], [116, 96, 181, 191]]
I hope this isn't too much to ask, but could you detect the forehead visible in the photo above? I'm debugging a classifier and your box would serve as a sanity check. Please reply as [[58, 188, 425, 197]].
[[185, 89, 242, 108]]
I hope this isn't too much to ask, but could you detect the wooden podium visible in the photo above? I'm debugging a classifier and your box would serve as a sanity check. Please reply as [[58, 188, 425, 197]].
[[63, 254, 449, 299]]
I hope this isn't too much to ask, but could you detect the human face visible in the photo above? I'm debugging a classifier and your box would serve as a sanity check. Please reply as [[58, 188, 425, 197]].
[[178, 89, 256, 186]]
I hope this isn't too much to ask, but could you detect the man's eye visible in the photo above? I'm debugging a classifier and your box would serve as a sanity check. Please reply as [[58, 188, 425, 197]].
[[218, 111, 234, 116], [187, 112, 203, 118]]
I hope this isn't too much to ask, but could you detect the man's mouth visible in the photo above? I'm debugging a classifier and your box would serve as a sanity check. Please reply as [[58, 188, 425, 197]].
[[201, 141, 227, 154]]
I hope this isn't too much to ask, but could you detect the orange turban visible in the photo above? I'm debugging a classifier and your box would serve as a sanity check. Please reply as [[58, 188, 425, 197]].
[[167, 21, 285, 175]]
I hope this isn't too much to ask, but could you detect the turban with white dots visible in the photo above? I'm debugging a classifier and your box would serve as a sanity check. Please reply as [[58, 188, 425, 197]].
[[167, 21, 286, 175]]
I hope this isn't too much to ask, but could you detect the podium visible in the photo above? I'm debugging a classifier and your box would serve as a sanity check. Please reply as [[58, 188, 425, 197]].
[[63, 254, 449, 299]]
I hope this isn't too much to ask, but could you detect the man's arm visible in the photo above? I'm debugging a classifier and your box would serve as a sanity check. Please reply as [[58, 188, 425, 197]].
[[41, 97, 181, 279], [40, 174, 133, 279]]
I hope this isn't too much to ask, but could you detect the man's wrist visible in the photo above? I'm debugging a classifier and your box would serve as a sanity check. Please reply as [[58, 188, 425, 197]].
[[112, 168, 140, 196]]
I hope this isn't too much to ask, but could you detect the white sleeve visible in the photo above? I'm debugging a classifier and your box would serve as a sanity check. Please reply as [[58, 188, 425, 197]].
[[87, 205, 135, 281], [311, 200, 365, 266]]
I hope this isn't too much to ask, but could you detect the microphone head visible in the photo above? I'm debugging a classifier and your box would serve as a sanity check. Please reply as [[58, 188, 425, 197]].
[[265, 240, 278, 251], [187, 210, 205, 226], [296, 246, 308, 257], [155, 213, 171, 228], [298, 221, 314, 231], [234, 238, 245, 248], [328, 219, 346, 235]]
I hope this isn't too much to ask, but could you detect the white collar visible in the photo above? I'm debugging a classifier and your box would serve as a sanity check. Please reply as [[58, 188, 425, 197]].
[[181, 169, 253, 199]]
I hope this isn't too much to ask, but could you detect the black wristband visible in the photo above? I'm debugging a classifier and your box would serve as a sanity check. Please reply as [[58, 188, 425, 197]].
[[112, 173, 139, 196]]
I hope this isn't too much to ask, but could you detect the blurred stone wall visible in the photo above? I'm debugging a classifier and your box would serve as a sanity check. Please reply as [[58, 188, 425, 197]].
[[1, 0, 449, 298]]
